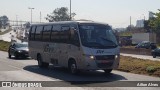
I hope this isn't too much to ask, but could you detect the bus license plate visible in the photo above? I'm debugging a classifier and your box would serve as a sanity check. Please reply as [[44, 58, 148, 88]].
[[97, 60, 110, 63]]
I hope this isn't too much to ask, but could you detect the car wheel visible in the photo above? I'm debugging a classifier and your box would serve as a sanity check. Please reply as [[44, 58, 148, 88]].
[[153, 54, 156, 58], [8, 53, 11, 59], [68, 60, 79, 74], [103, 69, 112, 74], [37, 55, 49, 68]]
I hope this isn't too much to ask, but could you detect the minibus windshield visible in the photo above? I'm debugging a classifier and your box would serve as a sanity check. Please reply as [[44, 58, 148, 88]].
[[79, 24, 118, 49]]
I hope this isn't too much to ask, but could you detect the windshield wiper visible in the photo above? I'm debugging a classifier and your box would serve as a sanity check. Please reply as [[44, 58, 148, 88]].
[[100, 37, 118, 47], [87, 41, 105, 47]]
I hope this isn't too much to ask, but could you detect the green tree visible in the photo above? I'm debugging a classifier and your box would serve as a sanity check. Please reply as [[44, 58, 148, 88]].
[[148, 10, 160, 33], [0, 21, 2, 29], [0, 15, 9, 29], [144, 20, 150, 32], [46, 7, 76, 22]]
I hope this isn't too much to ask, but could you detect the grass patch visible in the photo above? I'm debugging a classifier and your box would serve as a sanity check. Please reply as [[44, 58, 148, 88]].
[[118, 56, 160, 77], [0, 40, 11, 51], [0, 28, 12, 35]]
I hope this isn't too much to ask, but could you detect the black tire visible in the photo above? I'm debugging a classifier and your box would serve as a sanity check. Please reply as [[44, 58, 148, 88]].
[[8, 53, 11, 59], [153, 54, 156, 58], [103, 69, 112, 74], [37, 54, 49, 68], [68, 60, 79, 74]]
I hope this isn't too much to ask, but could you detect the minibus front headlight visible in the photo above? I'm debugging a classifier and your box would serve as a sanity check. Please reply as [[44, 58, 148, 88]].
[[84, 54, 95, 60], [90, 55, 95, 60], [115, 55, 118, 59], [115, 54, 120, 59]]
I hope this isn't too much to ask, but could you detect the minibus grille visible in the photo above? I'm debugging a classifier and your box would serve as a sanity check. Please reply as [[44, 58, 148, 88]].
[[95, 55, 115, 68], [95, 55, 115, 60], [97, 62, 113, 68]]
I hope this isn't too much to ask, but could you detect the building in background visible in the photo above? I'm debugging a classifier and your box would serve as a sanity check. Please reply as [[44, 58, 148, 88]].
[[149, 11, 154, 19], [136, 20, 144, 28], [132, 33, 156, 45]]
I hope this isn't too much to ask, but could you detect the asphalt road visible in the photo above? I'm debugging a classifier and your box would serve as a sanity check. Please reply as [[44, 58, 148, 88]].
[[0, 30, 21, 42], [0, 51, 160, 90]]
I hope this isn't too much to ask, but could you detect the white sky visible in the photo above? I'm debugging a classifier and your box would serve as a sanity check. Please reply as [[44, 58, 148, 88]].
[[0, 0, 160, 28]]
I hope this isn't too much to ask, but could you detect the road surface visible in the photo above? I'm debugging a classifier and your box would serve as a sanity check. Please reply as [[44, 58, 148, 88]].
[[0, 51, 160, 90], [0, 30, 22, 44], [121, 53, 160, 61]]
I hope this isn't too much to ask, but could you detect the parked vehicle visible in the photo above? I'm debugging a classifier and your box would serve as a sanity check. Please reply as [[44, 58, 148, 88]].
[[135, 41, 157, 49], [8, 42, 29, 59], [151, 48, 160, 58]]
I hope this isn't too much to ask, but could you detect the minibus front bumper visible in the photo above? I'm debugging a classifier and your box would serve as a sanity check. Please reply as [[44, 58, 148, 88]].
[[82, 54, 120, 70]]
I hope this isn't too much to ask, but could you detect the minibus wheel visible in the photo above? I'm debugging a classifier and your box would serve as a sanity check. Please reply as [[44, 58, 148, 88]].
[[68, 60, 78, 74], [37, 54, 49, 68]]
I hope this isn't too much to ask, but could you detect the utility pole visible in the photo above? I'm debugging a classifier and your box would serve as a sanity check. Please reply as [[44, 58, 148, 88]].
[[20, 20, 23, 27], [141, 14, 145, 28], [130, 16, 131, 31], [40, 11, 42, 23], [16, 15, 18, 26], [70, 0, 72, 20], [28, 7, 34, 23]]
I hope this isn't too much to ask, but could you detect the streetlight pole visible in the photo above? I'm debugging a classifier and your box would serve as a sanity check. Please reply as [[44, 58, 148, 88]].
[[70, 0, 72, 20], [40, 11, 42, 23], [28, 7, 34, 23], [142, 14, 145, 27], [130, 16, 131, 31], [16, 15, 18, 26]]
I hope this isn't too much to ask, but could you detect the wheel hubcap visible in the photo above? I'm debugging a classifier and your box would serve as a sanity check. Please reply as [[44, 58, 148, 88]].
[[71, 64, 76, 73], [38, 57, 42, 66]]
